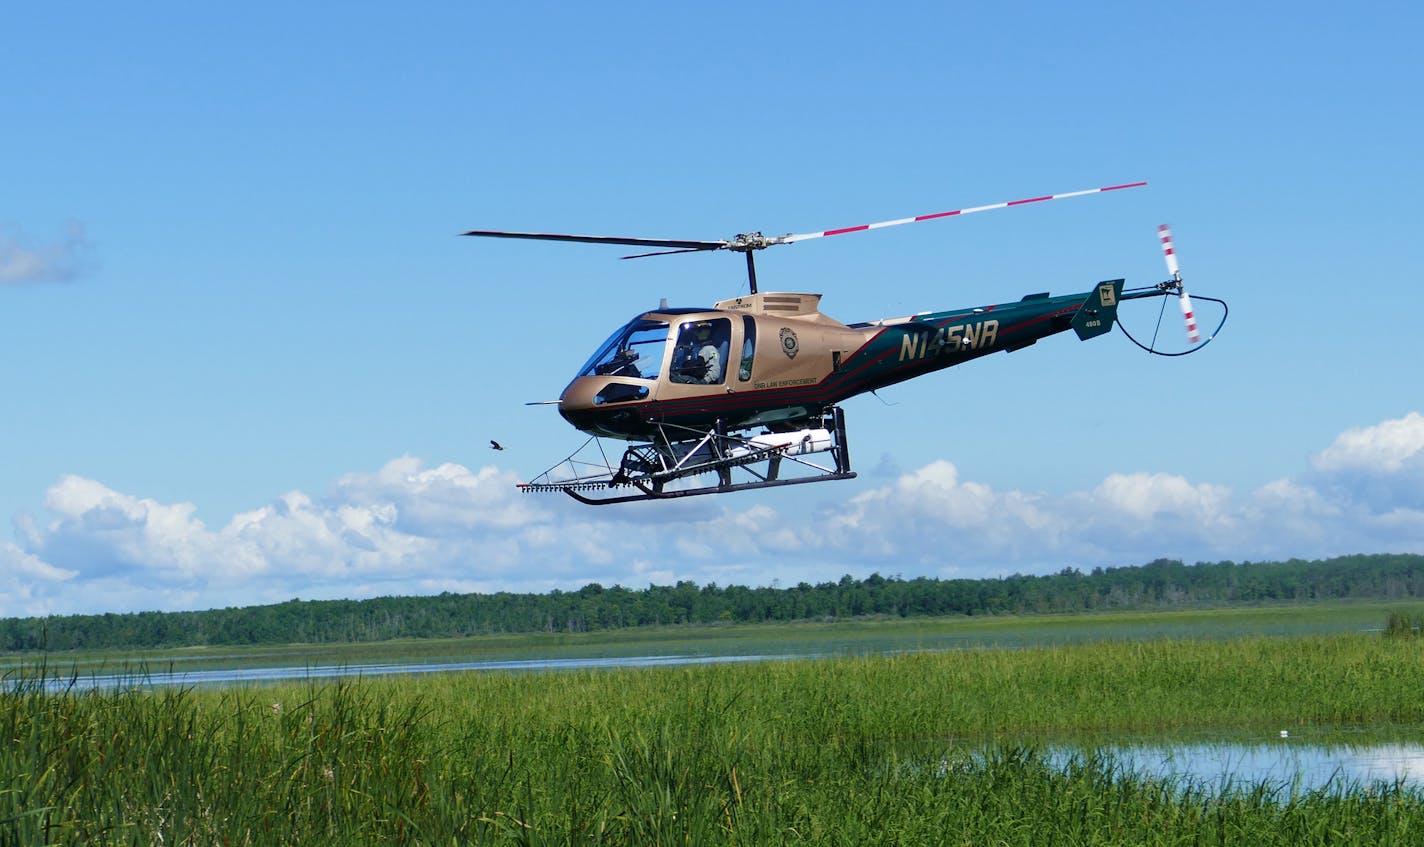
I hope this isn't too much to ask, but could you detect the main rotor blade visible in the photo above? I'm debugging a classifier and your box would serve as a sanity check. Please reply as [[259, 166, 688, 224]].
[[776, 181, 1148, 245], [464, 180, 1147, 263], [619, 247, 711, 259], [461, 229, 727, 252]]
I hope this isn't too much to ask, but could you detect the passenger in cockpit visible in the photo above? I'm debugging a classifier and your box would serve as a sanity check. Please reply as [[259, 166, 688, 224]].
[[672, 321, 724, 384]]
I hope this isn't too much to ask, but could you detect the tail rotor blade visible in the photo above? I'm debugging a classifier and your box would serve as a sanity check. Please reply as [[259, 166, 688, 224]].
[[1157, 224, 1181, 280], [1178, 287, 1201, 345], [1158, 224, 1200, 345]]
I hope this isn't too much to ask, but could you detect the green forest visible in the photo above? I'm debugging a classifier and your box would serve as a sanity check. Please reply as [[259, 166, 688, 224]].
[[4, 553, 1421, 653]]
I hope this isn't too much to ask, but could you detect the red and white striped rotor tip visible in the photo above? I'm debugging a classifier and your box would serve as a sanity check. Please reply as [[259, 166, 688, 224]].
[[1157, 223, 1181, 280], [1158, 224, 1200, 345], [780, 181, 1148, 244]]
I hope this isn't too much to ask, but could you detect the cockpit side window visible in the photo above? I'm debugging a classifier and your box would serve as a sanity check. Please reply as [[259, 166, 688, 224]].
[[669, 318, 731, 385], [739, 316, 755, 381], [579, 318, 669, 380]]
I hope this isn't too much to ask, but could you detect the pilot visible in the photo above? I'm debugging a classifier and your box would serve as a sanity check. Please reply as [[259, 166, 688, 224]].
[[682, 321, 722, 384]]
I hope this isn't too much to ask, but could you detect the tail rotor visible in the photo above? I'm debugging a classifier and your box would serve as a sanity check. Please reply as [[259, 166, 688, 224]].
[[1157, 224, 1201, 345]]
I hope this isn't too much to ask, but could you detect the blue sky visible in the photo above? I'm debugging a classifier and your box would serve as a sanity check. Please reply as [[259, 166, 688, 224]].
[[3, 2, 1422, 617]]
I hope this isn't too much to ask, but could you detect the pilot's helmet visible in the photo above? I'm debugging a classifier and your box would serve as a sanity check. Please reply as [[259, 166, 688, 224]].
[[693, 321, 712, 342]]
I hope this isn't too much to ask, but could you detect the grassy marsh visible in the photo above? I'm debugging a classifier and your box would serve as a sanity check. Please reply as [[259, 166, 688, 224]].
[[6, 624, 1424, 844]]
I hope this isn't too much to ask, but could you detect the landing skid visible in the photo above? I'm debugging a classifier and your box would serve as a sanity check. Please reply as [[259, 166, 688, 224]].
[[519, 407, 856, 505]]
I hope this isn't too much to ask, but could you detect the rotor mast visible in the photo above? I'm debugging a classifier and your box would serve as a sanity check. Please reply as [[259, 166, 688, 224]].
[[725, 231, 781, 295]]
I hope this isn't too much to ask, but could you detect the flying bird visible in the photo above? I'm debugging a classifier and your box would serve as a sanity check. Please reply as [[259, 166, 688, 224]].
[[490, 440, 504, 451]]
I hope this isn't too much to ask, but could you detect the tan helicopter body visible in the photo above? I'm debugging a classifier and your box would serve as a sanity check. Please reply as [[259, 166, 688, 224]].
[[561, 292, 861, 438]]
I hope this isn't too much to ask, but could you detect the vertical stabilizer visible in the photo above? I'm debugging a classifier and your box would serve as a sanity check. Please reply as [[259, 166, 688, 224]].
[[1072, 279, 1123, 340]]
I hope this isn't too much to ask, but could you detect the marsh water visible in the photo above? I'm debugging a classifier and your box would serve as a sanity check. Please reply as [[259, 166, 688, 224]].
[[1051, 739, 1424, 793], [37, 651, 782, 689]]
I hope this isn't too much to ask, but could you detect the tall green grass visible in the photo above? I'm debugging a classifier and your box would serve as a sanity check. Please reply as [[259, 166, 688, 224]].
[[1385, 610, 1424, 638], [6, 633, 1424, 844]]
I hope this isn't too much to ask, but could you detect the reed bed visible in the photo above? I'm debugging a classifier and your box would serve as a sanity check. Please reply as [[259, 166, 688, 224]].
[[5, 633, 1424, 844]]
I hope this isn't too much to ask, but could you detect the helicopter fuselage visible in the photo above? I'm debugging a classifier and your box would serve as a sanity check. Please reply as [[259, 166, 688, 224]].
[[558, 282, 1122, 440]]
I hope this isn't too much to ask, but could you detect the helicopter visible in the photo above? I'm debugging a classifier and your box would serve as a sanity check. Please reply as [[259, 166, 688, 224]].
[[463, 182, 1226, 505]]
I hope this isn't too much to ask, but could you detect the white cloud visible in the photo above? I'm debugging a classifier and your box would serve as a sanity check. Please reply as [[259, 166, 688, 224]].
[[5, 459, 562, 615], [0, 542, 77, 619], [0, 221, 92, 284], [1091, 472, 1233, 524], [5, 415, 1424, 618], [1307, 412, 1424, 512], [0, 541, 75, 584], [330, 456, 543, 533], [34, 474, 234, 580], [1313, 412, 1424, 474]]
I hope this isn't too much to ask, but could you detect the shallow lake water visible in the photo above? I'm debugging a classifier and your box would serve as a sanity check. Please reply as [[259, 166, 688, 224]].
[[1056, 739, 1424, 793], [23, 651, 791, 691]]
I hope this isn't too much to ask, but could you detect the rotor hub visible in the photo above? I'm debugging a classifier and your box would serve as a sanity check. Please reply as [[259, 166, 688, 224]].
[[727, 231, 781, 252]]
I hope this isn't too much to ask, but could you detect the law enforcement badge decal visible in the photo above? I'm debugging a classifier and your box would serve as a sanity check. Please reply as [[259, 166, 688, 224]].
[[780, 327, 799, 359]]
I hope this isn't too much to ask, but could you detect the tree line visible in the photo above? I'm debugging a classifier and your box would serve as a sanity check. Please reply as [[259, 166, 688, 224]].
[[3, 553, 1422, 653]]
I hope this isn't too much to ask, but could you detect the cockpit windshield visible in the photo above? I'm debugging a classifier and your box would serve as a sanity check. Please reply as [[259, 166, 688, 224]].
[[576, 317, 670, 380]]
